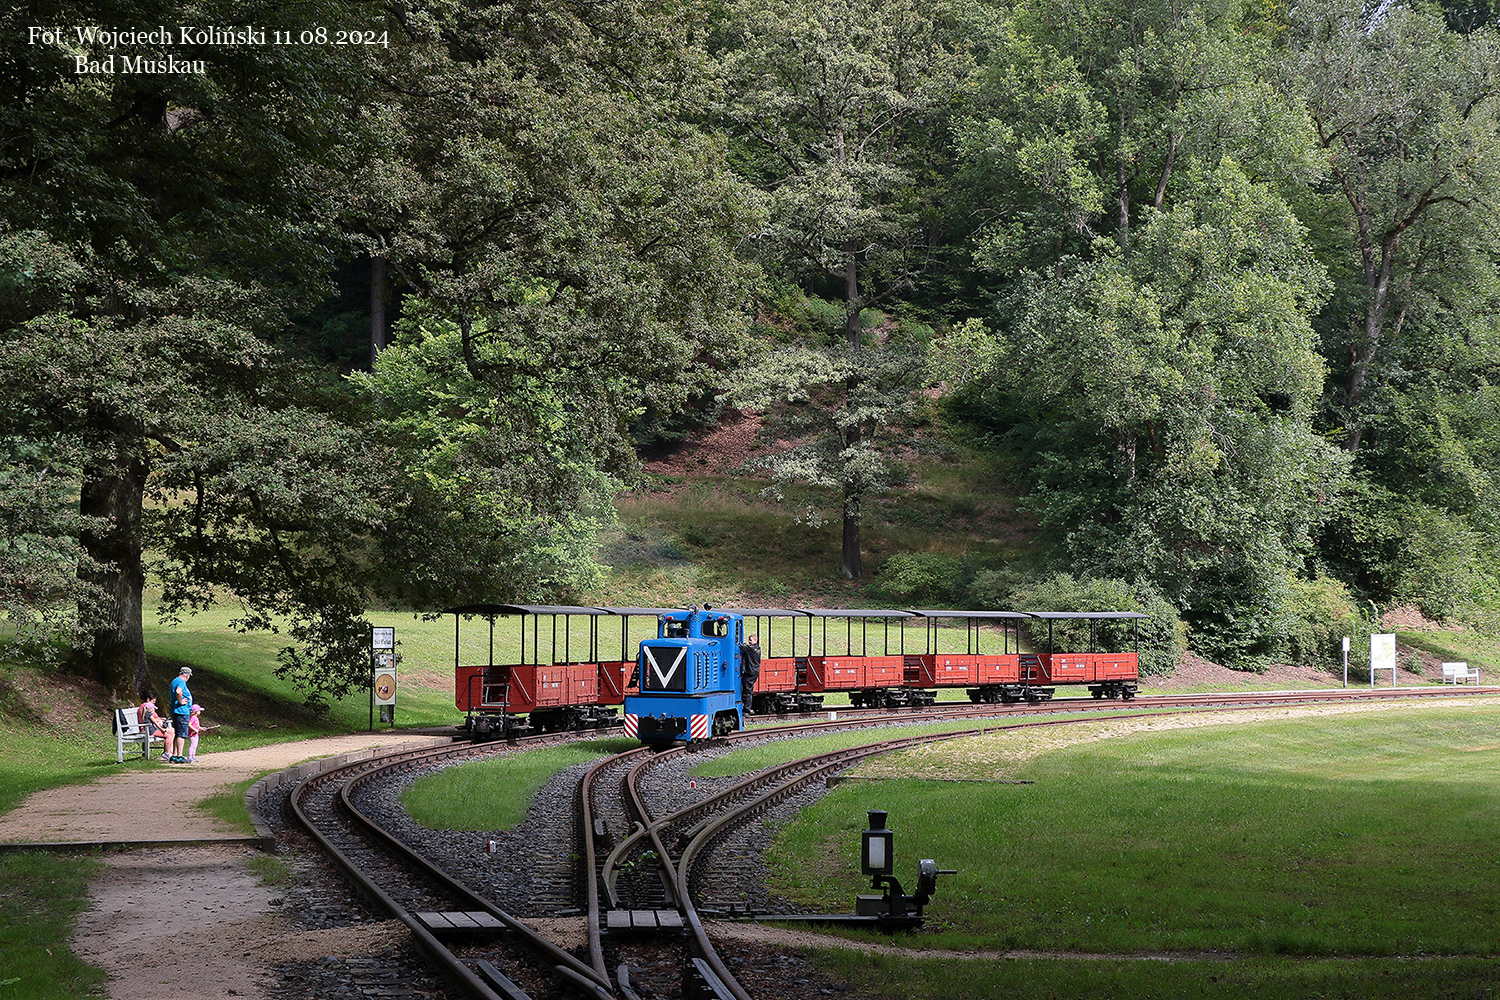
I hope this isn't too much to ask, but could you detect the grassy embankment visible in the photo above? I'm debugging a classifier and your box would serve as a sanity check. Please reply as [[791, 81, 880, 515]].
[[605, 443, 1031, 605], [707, 698, 1500, 998]]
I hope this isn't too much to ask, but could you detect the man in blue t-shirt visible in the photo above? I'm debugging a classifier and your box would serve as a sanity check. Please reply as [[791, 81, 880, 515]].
[[168, 667, 194, 763]]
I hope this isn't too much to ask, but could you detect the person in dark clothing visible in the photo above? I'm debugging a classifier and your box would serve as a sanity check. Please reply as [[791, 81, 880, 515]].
[[739, 634, 762, 712]]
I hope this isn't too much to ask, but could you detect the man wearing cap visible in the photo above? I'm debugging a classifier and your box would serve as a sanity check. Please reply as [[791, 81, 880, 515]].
[[168, 666, 194, 763]]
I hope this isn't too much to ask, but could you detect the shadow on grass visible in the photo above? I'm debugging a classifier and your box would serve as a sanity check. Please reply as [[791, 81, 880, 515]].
[[145, 652, 333, 735]]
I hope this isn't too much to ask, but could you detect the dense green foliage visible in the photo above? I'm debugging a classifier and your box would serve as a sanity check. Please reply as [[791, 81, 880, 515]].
[[5, 0, 1500, 697]]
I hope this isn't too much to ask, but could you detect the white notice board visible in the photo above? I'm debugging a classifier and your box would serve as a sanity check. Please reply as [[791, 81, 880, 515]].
[[1370, 633, 1396, 687]]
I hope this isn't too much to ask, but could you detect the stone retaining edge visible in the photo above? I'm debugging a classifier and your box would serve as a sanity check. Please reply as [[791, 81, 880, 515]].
[[0, 837, 276, 853], [243, 736, 455, 850]]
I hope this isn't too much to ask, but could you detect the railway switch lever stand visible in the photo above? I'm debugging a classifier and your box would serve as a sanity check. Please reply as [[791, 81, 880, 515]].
[[855, 809, 957, 930], [737, 808, 956, 930]]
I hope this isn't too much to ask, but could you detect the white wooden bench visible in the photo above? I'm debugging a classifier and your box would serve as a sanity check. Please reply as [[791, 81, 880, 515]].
[[113, 706, 152, 762], [1442, 662, 1480, 684]]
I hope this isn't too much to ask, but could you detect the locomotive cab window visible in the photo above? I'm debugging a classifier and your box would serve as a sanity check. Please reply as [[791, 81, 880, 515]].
[[663, 620, 688, 638], [704, 618, 728, 638]]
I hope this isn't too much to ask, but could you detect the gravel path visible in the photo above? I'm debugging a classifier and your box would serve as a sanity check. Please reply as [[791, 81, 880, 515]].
[[0, 732, 446, 844], [0, 732, 449, 1000]]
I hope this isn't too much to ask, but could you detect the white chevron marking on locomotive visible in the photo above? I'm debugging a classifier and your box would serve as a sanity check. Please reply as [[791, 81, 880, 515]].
[[644, 646, 686, 688]]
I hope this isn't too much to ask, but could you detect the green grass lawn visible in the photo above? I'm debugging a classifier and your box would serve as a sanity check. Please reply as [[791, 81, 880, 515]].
[[813, 950, 1500, 999], [0, 852, 106, 1000], [402, 738, 638, 830], [763, 699, 1500, 998]]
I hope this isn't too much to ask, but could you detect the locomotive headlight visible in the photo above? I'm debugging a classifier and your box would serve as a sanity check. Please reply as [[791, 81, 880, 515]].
[[861, 809, 893, 877]]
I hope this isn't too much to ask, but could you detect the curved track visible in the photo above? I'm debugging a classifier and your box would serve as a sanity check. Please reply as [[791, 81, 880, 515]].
[[283, 684, 1499, 999]]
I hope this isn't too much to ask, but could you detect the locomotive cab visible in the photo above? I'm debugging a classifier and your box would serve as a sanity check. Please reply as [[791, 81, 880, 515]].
[[625, 606, 746, 744]]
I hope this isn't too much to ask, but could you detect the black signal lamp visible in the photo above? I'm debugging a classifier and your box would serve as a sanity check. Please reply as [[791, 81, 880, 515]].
[[861, 809, 893, 878]]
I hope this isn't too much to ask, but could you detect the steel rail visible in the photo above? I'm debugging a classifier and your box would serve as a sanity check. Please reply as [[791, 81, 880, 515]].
[[289, 737, 615, 1000], [339, 761, 616, 998], [743, 683, 1500, 738], [579, 744, 654, 985], [664, 726, 995, 1000]]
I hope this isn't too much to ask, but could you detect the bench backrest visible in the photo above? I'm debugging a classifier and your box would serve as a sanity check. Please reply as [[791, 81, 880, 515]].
[[115, 706, 148, 734]]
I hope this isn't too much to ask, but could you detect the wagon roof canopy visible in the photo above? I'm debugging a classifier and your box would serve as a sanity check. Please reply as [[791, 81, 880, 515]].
[[442, 603, 614, 617], [719, 608, 809, 617], [798, 608, 916, 618], [1026, 610, 1150, 619], [907, 609, 1031, 619], [594, 606, 686, 616]]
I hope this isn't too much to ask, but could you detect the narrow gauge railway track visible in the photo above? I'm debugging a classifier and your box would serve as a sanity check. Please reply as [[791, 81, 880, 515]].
[[749, 682, 1500, 733], [580, 683, 1500, 998], [288, 736, 614, 1000], [580, 725, 1006, 1000], [283, 683, 1495, 1000]]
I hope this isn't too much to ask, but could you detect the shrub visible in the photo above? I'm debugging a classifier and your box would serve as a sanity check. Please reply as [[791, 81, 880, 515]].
[[967, 567, 1024, 610], [1282, 575, 1360, 670], [1394, 505, 1481, 621], [1009, 572, 1186, 677], [872, 552, 968, 605]]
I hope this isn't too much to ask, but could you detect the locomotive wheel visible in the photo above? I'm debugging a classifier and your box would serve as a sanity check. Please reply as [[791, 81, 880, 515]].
[[1091, 689, 1103, 699]]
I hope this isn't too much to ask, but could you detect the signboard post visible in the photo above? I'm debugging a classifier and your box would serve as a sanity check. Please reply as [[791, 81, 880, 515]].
[[1369, 633, 1396, 688], [1342, 636, 1350, 689], [371, 626, 396, 729]]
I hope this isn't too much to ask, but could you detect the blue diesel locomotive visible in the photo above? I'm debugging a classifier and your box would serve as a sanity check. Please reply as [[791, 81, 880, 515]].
[[624, 605, 754, 744]]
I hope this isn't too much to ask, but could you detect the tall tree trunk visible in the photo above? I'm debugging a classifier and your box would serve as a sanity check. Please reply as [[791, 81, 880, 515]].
[[371, 256, 390, 369], [74, 446, 149, 697], [1117, 105, 1132, 248], [841, 242, 863, 580], [1345, 237, 1400, 453], [840, 480, 862, 580]]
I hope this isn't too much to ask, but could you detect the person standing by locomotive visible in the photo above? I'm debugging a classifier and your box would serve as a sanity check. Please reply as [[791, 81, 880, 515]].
[[168, 666, 194, 763], [739, 634, 761, 712]]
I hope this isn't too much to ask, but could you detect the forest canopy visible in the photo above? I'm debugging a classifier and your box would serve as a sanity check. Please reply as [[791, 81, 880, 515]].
[[4, 0, 1500, 699]]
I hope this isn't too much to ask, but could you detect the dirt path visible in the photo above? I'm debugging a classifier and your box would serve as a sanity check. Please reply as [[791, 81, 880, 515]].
[[0, 732, 445, 1000], [73, 844, 409, 1000], [0, 733, 446, 844]]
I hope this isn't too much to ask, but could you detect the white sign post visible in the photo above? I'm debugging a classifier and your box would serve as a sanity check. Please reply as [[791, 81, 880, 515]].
[[1342, 636, 1350, 689], [1370, 633, 1396, 688]]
